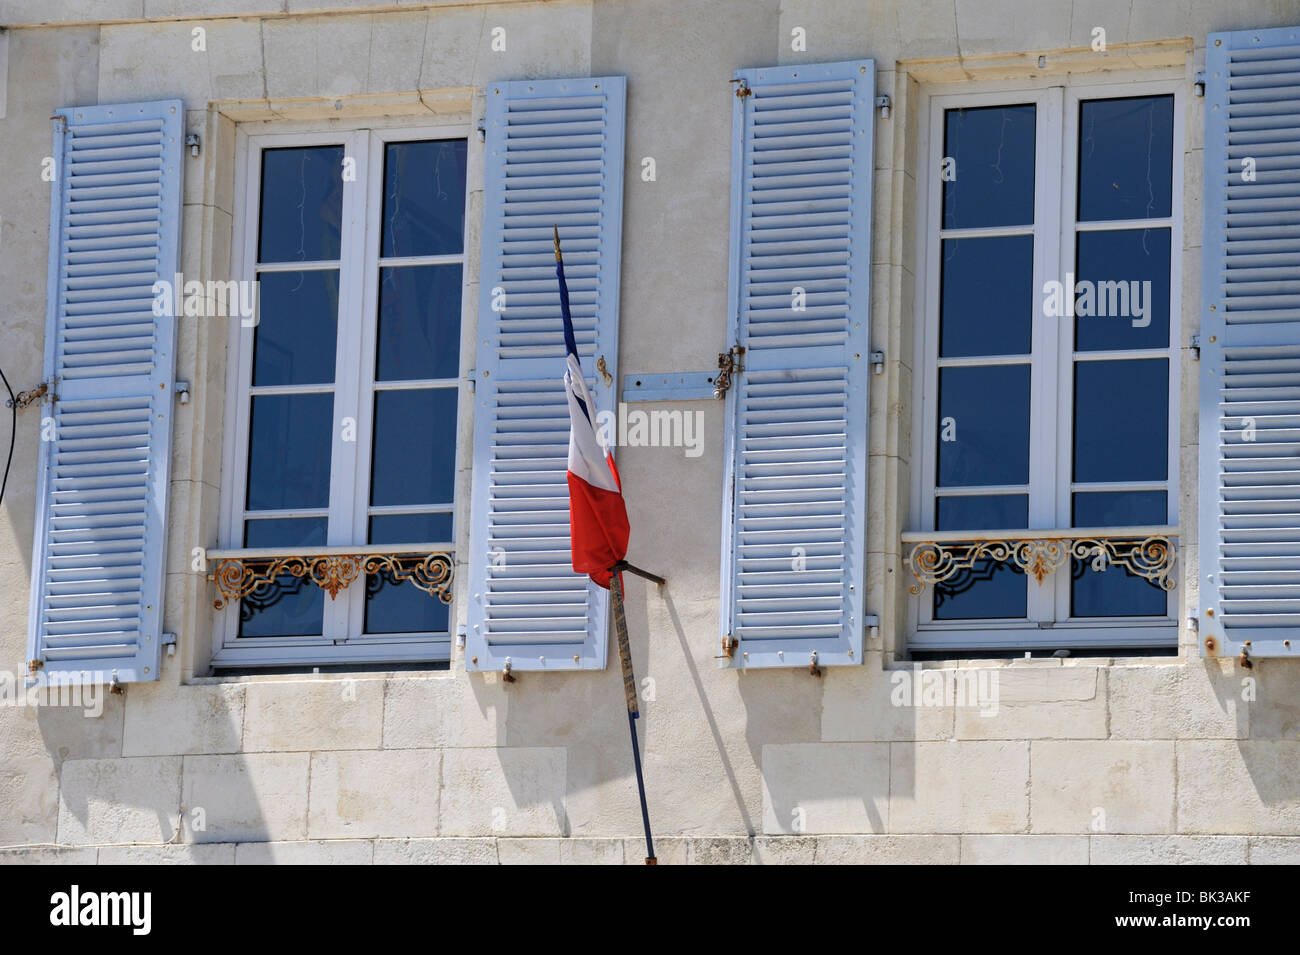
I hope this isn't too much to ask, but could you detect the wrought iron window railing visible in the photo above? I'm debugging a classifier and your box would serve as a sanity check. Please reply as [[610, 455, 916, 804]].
[[206, 545, 454, 611], [900, 526, 1178, 595]]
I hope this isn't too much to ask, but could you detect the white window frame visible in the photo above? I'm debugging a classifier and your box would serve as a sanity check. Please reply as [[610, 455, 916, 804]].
[[909, 72, 1185, 652], [215, 118, 472, 669]]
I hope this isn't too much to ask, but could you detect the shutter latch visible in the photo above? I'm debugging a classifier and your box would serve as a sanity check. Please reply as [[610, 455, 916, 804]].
[[7, 377, 57, 410], [731, 78, 751, 99], [713, 345, 745, 398]]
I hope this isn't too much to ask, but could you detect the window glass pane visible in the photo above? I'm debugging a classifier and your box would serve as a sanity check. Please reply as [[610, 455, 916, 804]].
[[363, 514, 453, 635], [1072, 490, 1167, 527], [933, 494, 1028, 620], [936, 494, 1028, 530], [375, 265, 462, 381], [937, 365, 1032, 487], [940, 236, 1033, 357], [364, 568, 450, 634], [942, 104, 1036, 229], [370, 389, 457, 506], [381, 139, 467, 258], [238, 518, 327, 637], [369, 513, 454, 545], [1073, 359, 1168, 483], [246, 393, 334, 510], [1078, 95, 1174, 222], [258, 146, 344, 263], [1071, 563, 1167, 617], [1074, 228, 1170, 352], [252, 270, 340, 386]]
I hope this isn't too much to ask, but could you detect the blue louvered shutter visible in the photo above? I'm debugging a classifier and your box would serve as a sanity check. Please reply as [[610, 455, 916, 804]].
[[27, 100, 184, 683], [1200, 27, 1300, 659], [718, 61, 873, 669], [466, 77, 626, 672]]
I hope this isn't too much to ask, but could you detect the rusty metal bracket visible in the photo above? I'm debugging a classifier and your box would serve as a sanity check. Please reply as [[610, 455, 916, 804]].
[[713, 345, 745, 398], [715, 634, 738, 660], [7, 378, 56, 410], [731, 77, 751, 98], [809, 651, 822, 678]]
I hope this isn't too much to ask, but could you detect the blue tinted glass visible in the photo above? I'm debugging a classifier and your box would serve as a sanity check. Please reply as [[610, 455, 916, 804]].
[[937, 494, 1028, 530], [376, 265, 462, 381], [933, 494, 1028, 620], [246, 393, 334, 510], [1072, 490, 1167, 527], [1071, 558, 1167, 617], [1074, 229, 1170, 351], [370, 389, 457, 506], [239, 518, 327, 637], [381, 139, 467, 258], [942, 104, 1036, 229], [259, 146, 344, 263], [937, 365, 1032, 487], [1078, 95, 1173, 222], [364, 567, 450, 634], [1073, 359, 1168, 483], [940, 236, 1033, 357], [369, 513, 454, 545], [252, 270, 340, 386]]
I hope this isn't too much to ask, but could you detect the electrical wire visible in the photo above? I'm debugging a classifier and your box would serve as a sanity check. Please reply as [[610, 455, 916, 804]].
[[0, 366, 16, 509]]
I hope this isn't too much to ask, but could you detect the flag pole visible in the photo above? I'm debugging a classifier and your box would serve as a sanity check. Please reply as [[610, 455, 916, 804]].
[[609, 567, 656, 865], [554, 223, 659, 864]]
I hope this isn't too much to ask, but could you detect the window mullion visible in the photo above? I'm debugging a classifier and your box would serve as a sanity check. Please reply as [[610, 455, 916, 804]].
[[342, 128, 387, 640], [324, 130, 371, 642], [1026, 86, 1065, 624]]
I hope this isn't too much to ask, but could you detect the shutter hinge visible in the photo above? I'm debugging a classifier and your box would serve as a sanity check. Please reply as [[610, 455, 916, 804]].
[[26, 659, 43, 676], [1190, 334, 1201, 360], [1194, 73, 1206, 97], [185, 132, 201, 157], [466, 368, 476, 393], [715, 634, 738, 659], [713, 345, 745, 398], [162, 631, 177, 658], [731, 77, 751, 99], [7, 377, 57, 410], [809, 650, 822, 677], [869, 350, 885, 375], [875, 94, 891, 119]]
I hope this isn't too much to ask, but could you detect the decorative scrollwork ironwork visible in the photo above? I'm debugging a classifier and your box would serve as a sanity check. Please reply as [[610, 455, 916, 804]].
[[907, 535, 1176, 595], [211, 551, 454, 610]]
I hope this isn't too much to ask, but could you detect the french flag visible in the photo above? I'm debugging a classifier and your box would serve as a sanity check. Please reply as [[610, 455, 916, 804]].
[[556, 230, 629, 589]]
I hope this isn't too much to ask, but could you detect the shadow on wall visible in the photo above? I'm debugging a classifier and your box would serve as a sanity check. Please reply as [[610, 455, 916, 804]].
[[36, 680, 259, 850]]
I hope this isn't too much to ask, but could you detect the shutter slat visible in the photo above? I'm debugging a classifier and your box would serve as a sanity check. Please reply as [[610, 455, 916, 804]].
[[1201, 28, 1300, 658], [466, 77, 626, 672]]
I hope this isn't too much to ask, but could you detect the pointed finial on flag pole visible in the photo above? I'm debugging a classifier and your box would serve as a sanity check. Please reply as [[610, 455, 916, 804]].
[[553, 224, 562, 262]]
